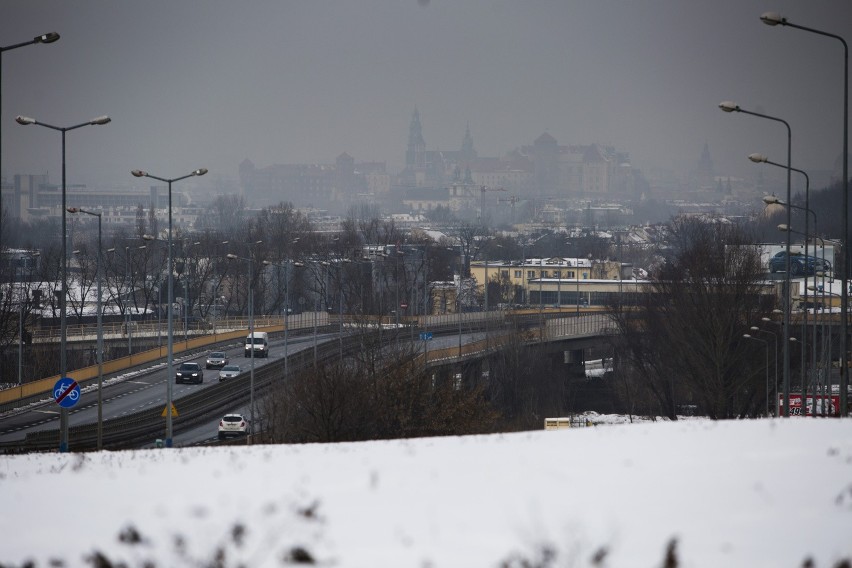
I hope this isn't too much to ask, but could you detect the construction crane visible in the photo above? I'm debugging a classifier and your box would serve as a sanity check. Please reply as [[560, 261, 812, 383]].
[[498, 195, 520, 225], [479, 186, 507, 220]]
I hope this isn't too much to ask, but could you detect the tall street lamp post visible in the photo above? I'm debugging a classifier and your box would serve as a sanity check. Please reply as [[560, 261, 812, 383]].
[[812, 235, 843, 413], [132, 168, 207, 448], [263, 253, 300, 380], [0, 32, 59, 251], [182, 240, 200, 347], [777, 223, 816, 406], [67, 207, 104, 450], [743, 333, 770, 417], [226, 240, 262, 443], [754, 154, 816, 394], [17, 114, 110, 452], [575, 258, 581, 316], [760, 11, 848, 417], [16, 251, 39, 385], [719, 101, 793, 416], [761, 315, 784, 417], [754, 324, 779, 417], [125, 244, 146, 356]]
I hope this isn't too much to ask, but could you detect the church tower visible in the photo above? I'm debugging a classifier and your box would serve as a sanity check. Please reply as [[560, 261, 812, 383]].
[[460, 123, 477, 162], [691, 142, 715, 189], [406, 107, 426, 168]]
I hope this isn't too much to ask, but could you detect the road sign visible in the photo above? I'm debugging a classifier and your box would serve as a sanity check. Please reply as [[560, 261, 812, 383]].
[[420, 331, 433, 341], [53, 377, 80, 409], [161, 403, 179, 418]]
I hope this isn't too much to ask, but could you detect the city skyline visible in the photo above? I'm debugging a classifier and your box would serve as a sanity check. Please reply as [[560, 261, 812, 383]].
[[2, 0, 851, 194]]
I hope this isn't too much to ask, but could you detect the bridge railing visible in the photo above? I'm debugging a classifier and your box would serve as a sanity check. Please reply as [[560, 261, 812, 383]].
[[30, 312, 332, 343]]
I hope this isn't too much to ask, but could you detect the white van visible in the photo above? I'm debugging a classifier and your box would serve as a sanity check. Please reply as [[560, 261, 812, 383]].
[[245, 331, 269, 358]]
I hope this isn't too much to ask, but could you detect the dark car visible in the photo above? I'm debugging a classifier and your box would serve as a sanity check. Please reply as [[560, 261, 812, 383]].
[[768, 251, 831, 276], [176, 362, 204, 384], [205, 351, 229, 369]]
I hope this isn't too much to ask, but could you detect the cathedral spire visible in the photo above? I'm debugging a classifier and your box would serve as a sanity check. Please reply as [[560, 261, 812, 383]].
[[461, 122, 476, 161], [406, 107, 426, 168]]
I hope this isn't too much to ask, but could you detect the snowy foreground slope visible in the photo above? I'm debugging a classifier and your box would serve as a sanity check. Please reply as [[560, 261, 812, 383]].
[[2, 418, 851, 567]]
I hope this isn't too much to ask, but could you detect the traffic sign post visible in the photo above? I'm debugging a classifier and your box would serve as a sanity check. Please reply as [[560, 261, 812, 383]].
[[54, 377, 80, 453], [420, 331, 432, 369]]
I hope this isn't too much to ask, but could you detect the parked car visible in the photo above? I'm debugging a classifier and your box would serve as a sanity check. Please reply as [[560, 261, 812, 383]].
[[768, 251, 831, 276], [175, 362, 204, 384], [206, 351, 229, 369], [218, 364, 242, 381], [218, 413, 249, 439]]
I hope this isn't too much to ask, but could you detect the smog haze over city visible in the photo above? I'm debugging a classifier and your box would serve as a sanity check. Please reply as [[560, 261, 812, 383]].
[[2, 0, 851, 198]]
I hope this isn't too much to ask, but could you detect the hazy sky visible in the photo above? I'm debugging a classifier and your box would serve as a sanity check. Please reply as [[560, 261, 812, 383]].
[[2, 0, 851, 194]]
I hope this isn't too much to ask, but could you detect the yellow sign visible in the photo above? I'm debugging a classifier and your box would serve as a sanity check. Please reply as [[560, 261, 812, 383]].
[[161, 404, 179, 418]]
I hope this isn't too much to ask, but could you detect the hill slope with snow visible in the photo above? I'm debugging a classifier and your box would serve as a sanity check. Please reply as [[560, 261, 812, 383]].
[[2, 418, 851, 567]]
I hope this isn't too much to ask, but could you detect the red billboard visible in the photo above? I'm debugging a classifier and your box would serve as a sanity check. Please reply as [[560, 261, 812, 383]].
[[781, 394, 840, 416]]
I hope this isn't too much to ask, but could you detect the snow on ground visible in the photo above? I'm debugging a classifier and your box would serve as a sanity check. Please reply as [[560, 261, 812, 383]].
[[2, 417, 851, 567]]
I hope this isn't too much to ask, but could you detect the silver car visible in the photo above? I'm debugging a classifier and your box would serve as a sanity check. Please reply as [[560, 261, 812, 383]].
[[218, 364, 242, 381], [206, 351, 229, 369]]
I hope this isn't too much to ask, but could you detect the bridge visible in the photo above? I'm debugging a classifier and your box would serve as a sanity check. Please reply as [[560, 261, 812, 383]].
[[0, 309, 617, 451]]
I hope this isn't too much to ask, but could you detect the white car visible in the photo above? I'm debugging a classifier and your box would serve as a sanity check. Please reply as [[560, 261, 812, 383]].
[[218, 365, 242, 381], [218, 414, 249, 439]]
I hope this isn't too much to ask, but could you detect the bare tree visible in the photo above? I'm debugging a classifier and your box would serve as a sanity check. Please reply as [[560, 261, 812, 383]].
[[450, 222, 487, 277], [609, 216, 770, 419], [262, 334, 498, 443]]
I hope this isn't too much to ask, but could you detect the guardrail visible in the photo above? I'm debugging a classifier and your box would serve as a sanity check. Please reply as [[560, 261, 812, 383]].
[[30, 312, 332, 342]]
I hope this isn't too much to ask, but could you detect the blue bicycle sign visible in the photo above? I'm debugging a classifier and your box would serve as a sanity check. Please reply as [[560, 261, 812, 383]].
[[53, 377, 81, 409]]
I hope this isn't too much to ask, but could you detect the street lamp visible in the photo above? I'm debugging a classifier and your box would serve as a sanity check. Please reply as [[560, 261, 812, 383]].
[[760, 12, 848, 416], [808, 281, 836, 415], [15, 251, 39, 386], [17, 113, 110, 452], [756, 323, 780, 417], [776, 217, 816, 404], [812, 235, 843, 414], [141, 234, 173, 349], [755, 155, 815, 390], [132, 167, 207, 448], [182, 240, 200, 347], [0, 32, 59, 252], [743, 333, 770, 417], [225, 240, 262, 443], [263, 254, 299, 381], [719, 101, 793, 417], [125, 244, 146, 356], [67, 207, 104, 450]]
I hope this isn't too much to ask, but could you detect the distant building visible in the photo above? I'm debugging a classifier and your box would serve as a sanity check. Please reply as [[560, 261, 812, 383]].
[[239, 156, 388, 212], [0, 173, 190, 228], [518, 135, 638, 198]]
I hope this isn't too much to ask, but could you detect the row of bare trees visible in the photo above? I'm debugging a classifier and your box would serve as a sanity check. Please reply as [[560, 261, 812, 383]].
[[1, 201, 477, 342], [607, 216, 778, 419]]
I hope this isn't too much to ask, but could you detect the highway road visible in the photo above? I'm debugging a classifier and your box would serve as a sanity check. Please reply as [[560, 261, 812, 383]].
[[2, 312, 604, 450], [0, 332, 337, 446], [168, 328, 491, 447], [0, 327, 490, 449]]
